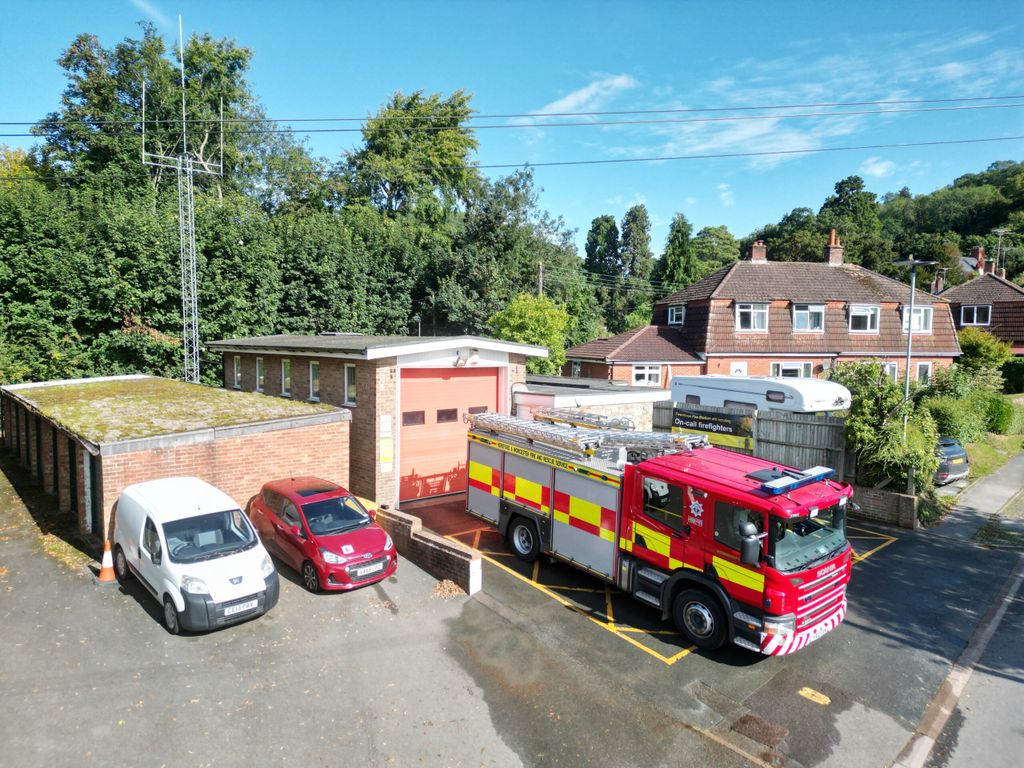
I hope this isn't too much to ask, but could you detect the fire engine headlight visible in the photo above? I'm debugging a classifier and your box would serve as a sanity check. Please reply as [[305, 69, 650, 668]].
[[320, 548, 346, 565], [764, 614, 796, 636]]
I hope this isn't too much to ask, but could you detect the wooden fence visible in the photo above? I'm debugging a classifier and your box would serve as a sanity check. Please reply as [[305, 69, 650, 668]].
[[653, 402, 854, 481]]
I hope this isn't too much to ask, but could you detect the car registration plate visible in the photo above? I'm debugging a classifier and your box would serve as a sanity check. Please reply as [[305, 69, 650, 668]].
[[354, 562, 385, 578], [951, 457, 964, 464], [224, 599, 257, 616]]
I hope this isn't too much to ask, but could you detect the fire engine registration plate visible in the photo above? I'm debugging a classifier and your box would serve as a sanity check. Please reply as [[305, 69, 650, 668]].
[[354, 562, 384, 578], [808, 622, 830, 642], [224, 599, 258, 616]]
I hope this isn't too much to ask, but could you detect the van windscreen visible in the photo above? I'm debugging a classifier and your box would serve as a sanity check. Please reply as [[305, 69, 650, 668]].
[[163, 509, 257, 563]]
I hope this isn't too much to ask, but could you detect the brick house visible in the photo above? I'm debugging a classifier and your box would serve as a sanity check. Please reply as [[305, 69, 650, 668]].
[[941, 269, 1024, 356], [207, 334, 546, 508], [564, 232, 961, 385]]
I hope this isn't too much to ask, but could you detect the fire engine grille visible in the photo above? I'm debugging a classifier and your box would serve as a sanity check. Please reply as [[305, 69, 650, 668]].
[[794, 566, 847, 630]]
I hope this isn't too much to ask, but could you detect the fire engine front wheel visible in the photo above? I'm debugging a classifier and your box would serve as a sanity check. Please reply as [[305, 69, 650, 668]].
[[509, 518, 540, 562], [673, 589, 727, 650]]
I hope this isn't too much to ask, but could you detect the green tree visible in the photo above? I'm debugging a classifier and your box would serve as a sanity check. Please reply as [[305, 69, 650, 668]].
[[488, 294, 569, 375], [584, 214, 625, 331], [692, 224, 739, 266], [653, 213, 706, 290], [619, 204, 655, 323], [957, 328, 1012, 372]]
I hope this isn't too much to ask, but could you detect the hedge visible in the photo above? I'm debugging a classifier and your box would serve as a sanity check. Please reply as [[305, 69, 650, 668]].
[[923, 396, 987, 443]]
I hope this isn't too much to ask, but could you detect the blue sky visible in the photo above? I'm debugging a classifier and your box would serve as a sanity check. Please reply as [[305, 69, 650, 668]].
[[3, 1, 1023, 254]]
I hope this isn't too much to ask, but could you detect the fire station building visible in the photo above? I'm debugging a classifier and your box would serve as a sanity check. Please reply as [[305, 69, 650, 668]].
[[207, 334, 547, 508]]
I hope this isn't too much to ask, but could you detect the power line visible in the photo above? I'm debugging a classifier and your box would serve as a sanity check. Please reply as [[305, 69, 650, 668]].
[[4, 102, 1023, 138], [4, 93, 1022, 127]]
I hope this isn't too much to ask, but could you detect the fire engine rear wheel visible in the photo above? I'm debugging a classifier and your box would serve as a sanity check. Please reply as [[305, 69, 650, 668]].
[[509, 518, 540, 562], [673, 589, 727, 650]]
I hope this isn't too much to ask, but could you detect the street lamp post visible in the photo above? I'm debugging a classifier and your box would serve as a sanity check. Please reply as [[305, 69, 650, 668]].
[[894, 257, 937, 436], [412, 314, 421, 337]]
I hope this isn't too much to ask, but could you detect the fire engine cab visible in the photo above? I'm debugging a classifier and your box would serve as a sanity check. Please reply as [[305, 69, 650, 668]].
[[466, 412, 853, 655]]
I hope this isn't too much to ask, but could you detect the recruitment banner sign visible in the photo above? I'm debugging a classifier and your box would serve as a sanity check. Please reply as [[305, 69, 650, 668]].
[[672, 406, 755, 451]]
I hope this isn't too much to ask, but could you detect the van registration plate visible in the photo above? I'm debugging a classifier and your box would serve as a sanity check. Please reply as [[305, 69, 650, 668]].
[[224, 599, 258, 616], [354, 562, 384, 578]]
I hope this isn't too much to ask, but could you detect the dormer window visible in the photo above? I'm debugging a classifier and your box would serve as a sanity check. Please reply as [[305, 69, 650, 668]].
[[735, 303, 768, 332], [849, 305, 879, 333], [792, 304, 825, 333], [668, 304, 686, 326], [902, 305, 933, 333], [960, 305, 990, 326]]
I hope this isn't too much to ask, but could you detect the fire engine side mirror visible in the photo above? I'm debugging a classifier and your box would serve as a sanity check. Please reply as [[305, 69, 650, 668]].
[[738, 520, 761, 566]]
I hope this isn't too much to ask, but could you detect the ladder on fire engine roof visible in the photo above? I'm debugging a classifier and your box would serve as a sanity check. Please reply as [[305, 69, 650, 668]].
[[469, 413, 709, 459], [532, 407, 636, 432]]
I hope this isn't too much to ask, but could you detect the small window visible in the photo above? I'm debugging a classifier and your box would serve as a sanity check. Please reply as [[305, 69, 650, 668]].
[[281, 502, 302, 529], [437, 408, 458, 423], [685, 394, 700, 405], [724, 400, 757, 411], [142, 518, 161, 557], [849, 305, 880, 333], [642, 477, 687, 534], [232, 355, 242, 389], [902, 305, 933, 333], [714, 501, 763, 552], [281, 360, 292, 397], [770, 362, 812, 378], [343, 364, 357, 406], [766, 390, 786, 403], [883, 362, 899, 382], [632, 364, 662, 387], [262, 490, 282, 512], [736, 303, 768, 332], [792, 304, 824, 333], [256, 357, 265, 392], [403, 411, 425, 426], [668, 304, 686, 326], [916, 362, 933, 383], [309, 361, 320, 401], [468, 405, 488, 415], [571, 361, 582, 378], [960, 305, 990, 326]]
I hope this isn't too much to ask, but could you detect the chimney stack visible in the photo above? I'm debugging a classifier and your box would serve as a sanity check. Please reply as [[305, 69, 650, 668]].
[[971, 245, 986, 275], [930, 272, 945, 295], [750, 240, 767, 263], [825, 229, 844, 266]]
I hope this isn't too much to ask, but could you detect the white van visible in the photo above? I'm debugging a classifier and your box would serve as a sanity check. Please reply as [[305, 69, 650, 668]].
[[670, 375, 852, 413], [113, 477, 280, 634]]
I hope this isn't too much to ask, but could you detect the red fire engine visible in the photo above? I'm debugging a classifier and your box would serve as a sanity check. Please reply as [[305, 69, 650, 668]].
[[466, 412, 853, 655]]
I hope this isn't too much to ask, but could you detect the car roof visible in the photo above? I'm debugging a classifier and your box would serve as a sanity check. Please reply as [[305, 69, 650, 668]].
[[263, 476, 348, 500], [121, 477, 239, 524]]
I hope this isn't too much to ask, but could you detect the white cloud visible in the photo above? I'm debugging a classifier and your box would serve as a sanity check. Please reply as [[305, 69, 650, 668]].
[[717, 183, 734, 207], [533, 74, 638, 116], [859, 157, 896, 178], [129, 0, 171, 27], [685, 196, 697, 206]]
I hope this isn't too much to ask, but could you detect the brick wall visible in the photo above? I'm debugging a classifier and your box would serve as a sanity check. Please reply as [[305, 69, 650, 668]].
[[99, 419, 350, 540], [375, 507, 481, 595], [849, 484, 918, 529]]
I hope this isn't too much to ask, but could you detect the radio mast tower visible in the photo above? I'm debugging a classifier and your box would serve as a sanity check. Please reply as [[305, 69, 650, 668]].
[[141, 15, 222, 383]]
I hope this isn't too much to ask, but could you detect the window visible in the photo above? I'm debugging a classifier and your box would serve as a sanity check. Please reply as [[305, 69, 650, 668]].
[[902, 305, 933, 333], [685, 394, 700, 405], [849, 305, 880, 333], [883, 362, 899, 382], [142, 518, 161, 558], [641, 477, 687, 533], [256, 357, 265, 392], [714, 501, 764, 552], [724, 399, 757, 411], [571, 361, 582, 378], [960, 305, 991, 326], [792, 304, 825, 332], [343, 364, 357, 406], [468, 405, 488, 415], [668, 304, 686, 326], [403, 410, 425, 426], [735, 303, 768, 332], [281, 360, 292, 396], [916, 362, 933, 383], [770, 361, 813, 378], [632, 364, 662, 386], [437, 408, 458, 423], [309, 361, 320, 401], [281, 502, 302, 529], [232, 355, 242, 389]]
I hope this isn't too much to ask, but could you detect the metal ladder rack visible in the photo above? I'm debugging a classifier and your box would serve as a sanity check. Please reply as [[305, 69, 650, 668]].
[[533, 408, 636, 432]]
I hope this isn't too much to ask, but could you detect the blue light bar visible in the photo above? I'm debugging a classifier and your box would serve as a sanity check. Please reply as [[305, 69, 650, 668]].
[[760, 466, 835, 495]]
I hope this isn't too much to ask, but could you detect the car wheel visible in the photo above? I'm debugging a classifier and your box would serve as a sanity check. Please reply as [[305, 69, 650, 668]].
[[509, 518, 540, 562], [302, 561, 321, 593], [113, 545, 131, 583], [672, 589, 727, 650], [163, 596, 181, 635]]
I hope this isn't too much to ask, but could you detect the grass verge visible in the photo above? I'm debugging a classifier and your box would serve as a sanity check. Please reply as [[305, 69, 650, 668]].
[[974, 515, 1024, 550], [965, 433, 1024, 481]]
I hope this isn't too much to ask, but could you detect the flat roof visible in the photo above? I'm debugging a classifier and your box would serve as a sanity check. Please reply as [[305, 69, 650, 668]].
[[525, 375, 668, 395], [2, 375, 343, 444], [207, 333, 548, 360]]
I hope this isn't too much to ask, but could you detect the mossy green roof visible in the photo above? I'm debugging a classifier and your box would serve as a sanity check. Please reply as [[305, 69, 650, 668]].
[[11, 376, 339, 444]]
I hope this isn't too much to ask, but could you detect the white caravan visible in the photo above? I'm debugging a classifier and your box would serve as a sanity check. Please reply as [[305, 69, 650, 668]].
[[670, 375, 852, 413], [113, 477, 280, 634]]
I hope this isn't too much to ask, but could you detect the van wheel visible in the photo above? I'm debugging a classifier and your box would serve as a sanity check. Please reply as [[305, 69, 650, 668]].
[[163, 597, 181, 635], [672, 589, 726, 650], [113, 545, 131, 583], [509, 518, 540, 563], [302, 561, 321, 593]]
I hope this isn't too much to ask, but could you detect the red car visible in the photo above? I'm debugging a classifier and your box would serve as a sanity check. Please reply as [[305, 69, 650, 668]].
[[247, 477, 397, 592]]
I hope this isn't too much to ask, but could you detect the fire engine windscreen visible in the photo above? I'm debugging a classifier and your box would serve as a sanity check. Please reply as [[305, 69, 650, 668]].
[[769, 502, 847, 573]]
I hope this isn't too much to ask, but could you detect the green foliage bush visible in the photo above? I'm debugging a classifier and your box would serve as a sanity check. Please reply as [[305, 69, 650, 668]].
[[1003, 358, 1024, 394], [923, 396, 987, 443], [957, 327, 1012, 372], [979, 391, 1014, 434], [1009, 404, 1024, 436]]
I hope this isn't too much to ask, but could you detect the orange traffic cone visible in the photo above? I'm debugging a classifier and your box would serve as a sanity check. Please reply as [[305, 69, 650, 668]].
[[94, 540, 117, 585]]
